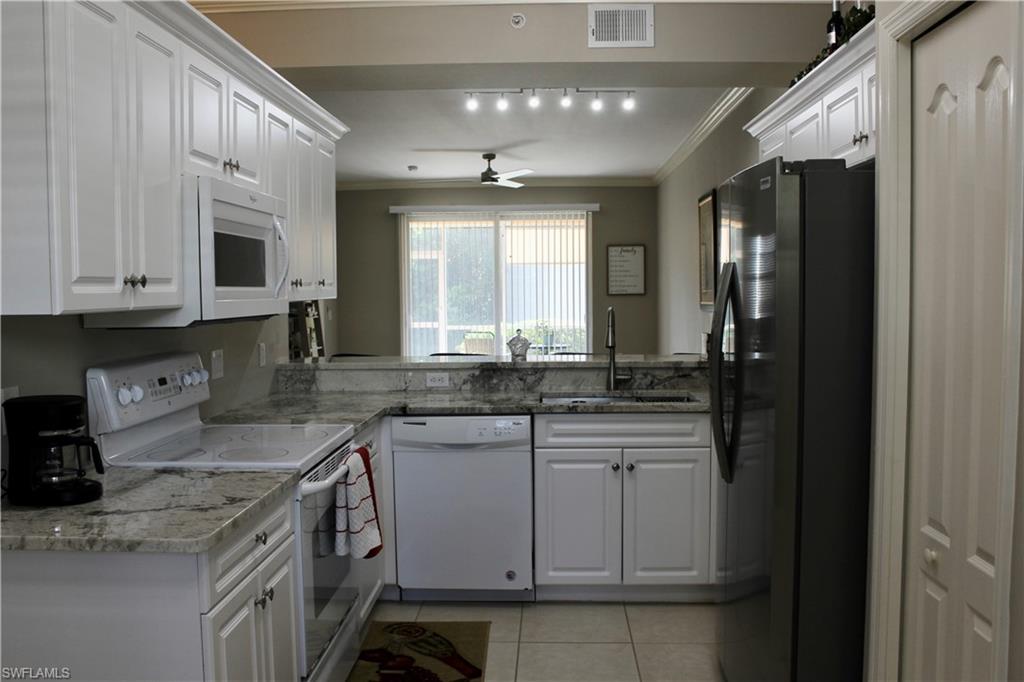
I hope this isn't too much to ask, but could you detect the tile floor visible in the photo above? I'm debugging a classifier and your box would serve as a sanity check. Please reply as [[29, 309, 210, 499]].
[[368, 601, 722, 682]]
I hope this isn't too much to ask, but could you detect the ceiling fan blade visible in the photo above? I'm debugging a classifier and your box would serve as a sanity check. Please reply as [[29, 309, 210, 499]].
[[494, 178, 524, 189], [495, 168, 533, 181]]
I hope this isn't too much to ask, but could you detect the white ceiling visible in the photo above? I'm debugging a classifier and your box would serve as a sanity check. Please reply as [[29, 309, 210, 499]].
[[312, 87, 725, 184]]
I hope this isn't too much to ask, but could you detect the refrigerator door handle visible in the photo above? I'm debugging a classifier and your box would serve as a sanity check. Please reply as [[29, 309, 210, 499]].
[[710, 262, 744, 483]]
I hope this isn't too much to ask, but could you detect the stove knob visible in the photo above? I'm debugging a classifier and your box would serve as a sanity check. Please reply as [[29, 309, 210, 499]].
[[190, 370, 202, 385], [198, 369, 210, 384], [116, 386, 132, 407], [130, 384, 145, 403], [181, 372, 193, 387]]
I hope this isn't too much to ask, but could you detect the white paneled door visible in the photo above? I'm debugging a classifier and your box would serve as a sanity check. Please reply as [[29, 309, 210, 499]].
[[903, 2, 1021, 679], [182, 47, 227, 178], [46, 0, 131, 312], [126, 9, 182, 309]]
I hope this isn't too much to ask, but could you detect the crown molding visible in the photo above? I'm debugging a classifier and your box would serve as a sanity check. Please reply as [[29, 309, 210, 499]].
[[653, 86, 754, 185], [335, 176, 657, 191], [192, 0, 598, 13]]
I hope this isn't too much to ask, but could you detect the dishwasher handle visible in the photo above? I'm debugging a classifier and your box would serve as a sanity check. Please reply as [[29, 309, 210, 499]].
[[299, 463, 349, 497]]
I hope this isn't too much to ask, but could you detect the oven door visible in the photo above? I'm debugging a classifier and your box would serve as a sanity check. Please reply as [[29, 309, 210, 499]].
[[297, 459, 359, 679], [198, 177, 289, 320]]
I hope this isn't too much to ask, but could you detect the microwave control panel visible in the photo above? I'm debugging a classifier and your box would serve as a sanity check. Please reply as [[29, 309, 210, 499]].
[[86, 353, 211, 435]]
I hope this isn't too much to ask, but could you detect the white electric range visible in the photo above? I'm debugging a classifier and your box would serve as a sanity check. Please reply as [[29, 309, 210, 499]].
[[86, 352, 361, 682]]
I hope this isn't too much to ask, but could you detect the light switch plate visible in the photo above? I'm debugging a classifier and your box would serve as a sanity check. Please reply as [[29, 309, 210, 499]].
[[426, 372, 450, 388], [258, 343, 267, 368], [210, 349, 225, 380]]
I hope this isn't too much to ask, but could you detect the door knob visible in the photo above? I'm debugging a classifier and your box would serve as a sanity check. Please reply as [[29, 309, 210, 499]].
[[626, 463, 635, 472], [924, 548, 938, 565], [611, 462, 621, 472]]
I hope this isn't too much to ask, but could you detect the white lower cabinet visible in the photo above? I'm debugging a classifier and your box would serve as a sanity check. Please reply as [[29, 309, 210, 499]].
[[203, 536, 298, 682], [533, 414, 713, 587]]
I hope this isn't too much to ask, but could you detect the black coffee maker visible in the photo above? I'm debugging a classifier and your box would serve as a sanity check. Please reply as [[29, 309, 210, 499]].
[[3, 395, 105, 506]]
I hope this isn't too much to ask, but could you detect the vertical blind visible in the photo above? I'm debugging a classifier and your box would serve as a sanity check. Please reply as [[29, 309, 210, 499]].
[[401, 210, 590, 356]]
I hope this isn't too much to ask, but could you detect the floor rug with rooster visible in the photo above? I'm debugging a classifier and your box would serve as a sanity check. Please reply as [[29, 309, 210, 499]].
[[349, 621, 490, 682]]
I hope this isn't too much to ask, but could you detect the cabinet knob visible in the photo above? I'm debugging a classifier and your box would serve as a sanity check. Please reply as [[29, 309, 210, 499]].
[[858, 132, 870, 143], [611, 462, 621, 472], [318, 279, 326, 286], [298, 278, 304, 287], [124, 274, 139, 288], [852, 133, 860, 146], [924, 548, 938, 565], [626, 463, 635, 472], [254, 531, 268, 545], [223, 158, 234, 172], [138, 274, 147, 289], [234, 159, 241, 171]]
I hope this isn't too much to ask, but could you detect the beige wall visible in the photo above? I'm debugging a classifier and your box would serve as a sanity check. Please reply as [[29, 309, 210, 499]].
[[0, 315, 287, 419], [334, 185, 658, 355], [655, 88, 783, 354], [651, 87, 778, 352]]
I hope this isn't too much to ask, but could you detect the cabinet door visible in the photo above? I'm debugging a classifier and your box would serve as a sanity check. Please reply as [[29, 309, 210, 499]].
[[759, 125, 785, 162], [860, 59, 877, 159], [290, 119, 318, 300], [785, 100, 823, 162], [201, 570, 262, 682], [227, 78, 263, 189], [623, 448, 711, 584], [125, 9, 182, 310], [315, 134, 337, 299], [259, 537, 299, 682], [822, 71, 865, 164], [46, 0, 131, 312], [264, 102, 291, 203], [534, 448, 622, 585], [182, 47, 228, 178]]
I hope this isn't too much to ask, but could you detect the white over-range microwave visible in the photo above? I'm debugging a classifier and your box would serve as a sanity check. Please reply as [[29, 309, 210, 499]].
[[86, 176, 289, 328]]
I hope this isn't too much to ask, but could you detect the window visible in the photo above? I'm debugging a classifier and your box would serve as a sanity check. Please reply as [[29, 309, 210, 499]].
[[400, 210, 591, 356]]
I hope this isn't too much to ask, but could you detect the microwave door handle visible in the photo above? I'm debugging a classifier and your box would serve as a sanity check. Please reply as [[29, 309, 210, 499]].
[[273, 216, 289, 298]]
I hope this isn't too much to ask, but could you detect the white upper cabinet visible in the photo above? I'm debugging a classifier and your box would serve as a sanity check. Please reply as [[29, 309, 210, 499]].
[[227, 78, 263, 189], [1, 0, 346, 315], [127, 10, 183, 310], [45, 1, 132, 313], [747, 22, 876, 165], [316, 134, 337, 299], [182, 47, 228, 178]]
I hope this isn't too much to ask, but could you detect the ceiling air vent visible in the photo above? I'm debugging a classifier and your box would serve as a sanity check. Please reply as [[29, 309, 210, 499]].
[[588, 4, 654, 48]]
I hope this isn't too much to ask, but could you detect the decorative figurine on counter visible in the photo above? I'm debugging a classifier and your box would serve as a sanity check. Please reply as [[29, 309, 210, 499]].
[[506, 329, 531, 361]]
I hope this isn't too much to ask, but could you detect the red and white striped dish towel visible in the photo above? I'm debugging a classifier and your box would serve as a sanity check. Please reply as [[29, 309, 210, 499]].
[[335, 446, 383, 559]]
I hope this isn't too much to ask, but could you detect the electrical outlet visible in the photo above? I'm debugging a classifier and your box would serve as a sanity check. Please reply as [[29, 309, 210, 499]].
[[210, 349, 224, 380], [258, 343, 267, 368], [425, 372, 450, 388]]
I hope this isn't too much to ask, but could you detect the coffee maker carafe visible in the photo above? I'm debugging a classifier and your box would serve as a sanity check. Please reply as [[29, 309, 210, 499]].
[[3, 395, 104, 506]]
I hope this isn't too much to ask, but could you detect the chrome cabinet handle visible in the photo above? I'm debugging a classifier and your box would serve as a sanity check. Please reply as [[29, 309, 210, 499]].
[[626, 463, 635, 472], [138, 274, 147, 289], [254, 531, 268, 545], [611, 462, 621, 472], [124, 274, 139, 288]]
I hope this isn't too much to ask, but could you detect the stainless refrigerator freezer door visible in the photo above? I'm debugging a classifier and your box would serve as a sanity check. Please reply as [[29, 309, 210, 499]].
[[710, 261, 743, 483]]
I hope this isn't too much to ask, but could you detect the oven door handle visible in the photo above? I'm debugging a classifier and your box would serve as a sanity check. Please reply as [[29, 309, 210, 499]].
[[299, 463, 348, 497], [273, 216, 289, 299]]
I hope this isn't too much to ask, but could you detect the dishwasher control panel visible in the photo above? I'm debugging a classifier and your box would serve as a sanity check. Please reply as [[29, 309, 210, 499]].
[[392, 416, 531, 449]]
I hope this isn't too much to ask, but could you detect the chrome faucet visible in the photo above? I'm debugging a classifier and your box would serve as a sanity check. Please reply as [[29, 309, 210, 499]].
[[605, 306, 630, 390]]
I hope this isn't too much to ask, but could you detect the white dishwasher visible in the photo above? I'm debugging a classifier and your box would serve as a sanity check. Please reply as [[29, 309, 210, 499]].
[[392, 416, 533, 593]]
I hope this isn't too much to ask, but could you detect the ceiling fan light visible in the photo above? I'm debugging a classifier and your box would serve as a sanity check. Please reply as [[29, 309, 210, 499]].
[[590, 93, 603, 112], [622, 93, 636, 111], [560, 89, 572, 108], [466, 94, 479, 112], [528, 90, 541, 109], [496, 94, 509, 111]]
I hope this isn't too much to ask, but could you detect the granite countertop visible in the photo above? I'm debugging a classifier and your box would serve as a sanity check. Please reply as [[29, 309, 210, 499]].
[[212, 389, 710, 432], [282, 353, 706, 371], [1, 467, 299, 553]]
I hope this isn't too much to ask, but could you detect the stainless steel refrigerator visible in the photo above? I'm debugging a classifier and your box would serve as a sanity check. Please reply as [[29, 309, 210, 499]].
[[710, 158, 874, 681]]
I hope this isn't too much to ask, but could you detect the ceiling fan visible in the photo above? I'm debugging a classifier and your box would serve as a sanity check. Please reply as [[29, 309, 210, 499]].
[[480, 153, 533, 189]]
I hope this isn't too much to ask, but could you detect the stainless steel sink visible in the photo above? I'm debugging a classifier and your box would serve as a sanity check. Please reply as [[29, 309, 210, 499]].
[[539, 393, 697, 405]]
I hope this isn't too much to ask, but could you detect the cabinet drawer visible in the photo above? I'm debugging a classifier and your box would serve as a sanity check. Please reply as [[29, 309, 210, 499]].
[[534, 414, 709, 448], [200, 499, 293, 612]]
